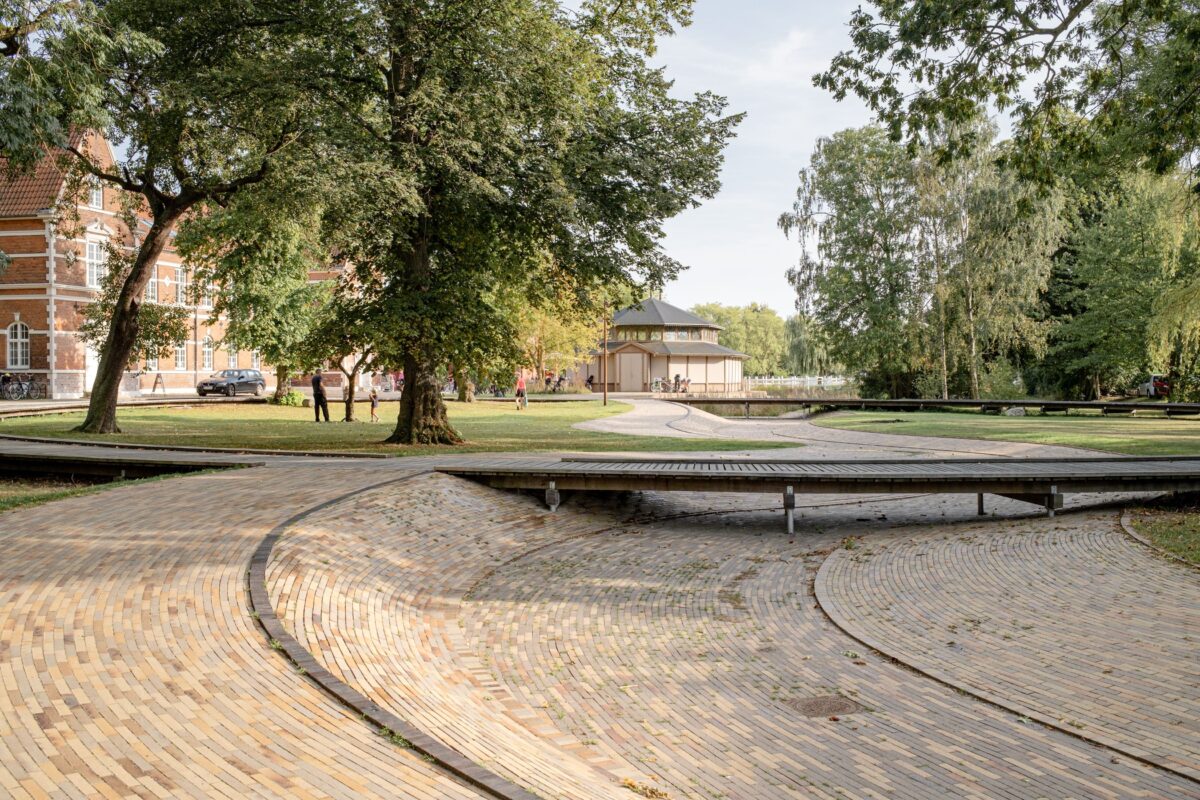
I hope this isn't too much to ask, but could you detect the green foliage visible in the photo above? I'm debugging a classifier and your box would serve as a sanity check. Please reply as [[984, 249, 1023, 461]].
[[1050, 171, 1200, 396], [817, 0, 1200, 187], [780, 126, 922, 397], [689, 302, 786, 375], [271, 389, 305, 407], [783, 313, 838, 376]]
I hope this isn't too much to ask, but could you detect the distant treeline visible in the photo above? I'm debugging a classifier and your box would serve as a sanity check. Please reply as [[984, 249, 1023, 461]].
[[778, 122, 1200, 401]]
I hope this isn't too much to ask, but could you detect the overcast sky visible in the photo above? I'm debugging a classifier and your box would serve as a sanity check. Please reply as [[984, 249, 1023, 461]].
[[649, 0, 873, 317]]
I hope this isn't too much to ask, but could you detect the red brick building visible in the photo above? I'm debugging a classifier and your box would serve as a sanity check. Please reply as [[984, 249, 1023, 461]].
[[0, 135, 264, 398]]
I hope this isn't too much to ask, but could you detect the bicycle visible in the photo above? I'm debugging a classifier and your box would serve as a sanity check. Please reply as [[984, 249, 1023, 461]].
[[1, 372, 46, 400]]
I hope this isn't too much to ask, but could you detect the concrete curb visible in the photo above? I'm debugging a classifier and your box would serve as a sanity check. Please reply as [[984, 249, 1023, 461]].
[[1119, 509, 1200, 571]]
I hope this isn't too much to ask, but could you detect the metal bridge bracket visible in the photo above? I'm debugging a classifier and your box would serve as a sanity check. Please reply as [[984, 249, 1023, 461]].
[[545, 481, 560, 512], [784, 485, 795, 535]]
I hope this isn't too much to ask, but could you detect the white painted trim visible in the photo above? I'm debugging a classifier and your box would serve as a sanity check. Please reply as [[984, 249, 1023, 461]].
[[0, 229, 46, 237], [0, 283, 50, 290], [1, 251, 50, 258]]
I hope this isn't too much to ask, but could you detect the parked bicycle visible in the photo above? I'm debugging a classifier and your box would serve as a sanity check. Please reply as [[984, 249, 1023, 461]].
[[0, 372, 46, 400]]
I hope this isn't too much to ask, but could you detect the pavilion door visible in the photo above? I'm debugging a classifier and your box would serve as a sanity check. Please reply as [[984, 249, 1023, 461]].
[[618, 353, 644, 391]]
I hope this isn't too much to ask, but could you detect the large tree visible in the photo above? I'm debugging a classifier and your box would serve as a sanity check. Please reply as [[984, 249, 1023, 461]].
[[325, 0, 740, 444], [780, 126, 923, 397], [66, 0, 336, 432]]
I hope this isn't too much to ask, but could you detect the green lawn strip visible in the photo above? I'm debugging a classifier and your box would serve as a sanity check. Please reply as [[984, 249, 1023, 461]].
[[0, 472, 206, 513], [0, 400, 790, 455], [811, 410, 1200, 456], [1129, 496, 1200, 565]]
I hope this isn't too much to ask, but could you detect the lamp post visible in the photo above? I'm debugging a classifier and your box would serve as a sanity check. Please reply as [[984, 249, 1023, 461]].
[[601, 313, 608, 406]]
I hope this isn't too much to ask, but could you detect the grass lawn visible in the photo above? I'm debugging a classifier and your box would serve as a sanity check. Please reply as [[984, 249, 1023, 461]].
[[1130, 496, 1200, 565], [0, 477, 126, 512], [0, 400, 790, 455], [812, 409, 1200, 456]]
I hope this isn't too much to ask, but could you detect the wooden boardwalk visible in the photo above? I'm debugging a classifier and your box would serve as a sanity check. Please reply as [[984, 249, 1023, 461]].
[[438, 454, 1200, 522], [674, 396, 1200, 416]]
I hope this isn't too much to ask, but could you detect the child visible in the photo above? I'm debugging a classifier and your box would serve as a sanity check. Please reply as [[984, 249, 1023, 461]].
[[369, 388, 380, 422], [515, 374, 527, 410]]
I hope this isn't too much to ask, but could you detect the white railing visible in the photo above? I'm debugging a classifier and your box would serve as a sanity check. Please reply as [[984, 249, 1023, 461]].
[[747, 375, 847, 389]]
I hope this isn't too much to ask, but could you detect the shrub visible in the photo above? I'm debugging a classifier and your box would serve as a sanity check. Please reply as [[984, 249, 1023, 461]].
[[272, 389, 305, 407]]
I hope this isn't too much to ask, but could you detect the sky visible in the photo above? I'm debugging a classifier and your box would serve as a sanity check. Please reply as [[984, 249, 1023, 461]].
[[649, 0, 873, 318]]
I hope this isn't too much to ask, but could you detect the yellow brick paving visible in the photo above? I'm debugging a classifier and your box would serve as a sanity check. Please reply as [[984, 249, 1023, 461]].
[[268, 477, 1200, 800], [817, 511, 1199, 780], [0, 464, 486, 799]]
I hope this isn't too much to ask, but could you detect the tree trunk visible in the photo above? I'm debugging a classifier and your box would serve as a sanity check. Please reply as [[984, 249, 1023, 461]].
[[273, 366, 291, 402], [455, 366, 474, 403], [966, 283, 980, 399], [387, 351, 462, 444], [76, 209, 183, 433], [341, 367, 359, 421]]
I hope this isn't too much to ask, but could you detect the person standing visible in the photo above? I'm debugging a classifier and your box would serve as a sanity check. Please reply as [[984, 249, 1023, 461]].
[[311, 372, 330, 422], [369, 388, 380, 423], [515, 374, 527, 410]]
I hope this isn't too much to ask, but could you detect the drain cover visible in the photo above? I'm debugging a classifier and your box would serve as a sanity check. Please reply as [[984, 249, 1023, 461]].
[[786, 695, 863, 717]]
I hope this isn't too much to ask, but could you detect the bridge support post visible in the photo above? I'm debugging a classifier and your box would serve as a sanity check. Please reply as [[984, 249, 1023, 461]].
[[784, 485, 795, 535], [1047, 484, 1058, 518], [977, 493, 985, 516], [545, 481, 560, 512]]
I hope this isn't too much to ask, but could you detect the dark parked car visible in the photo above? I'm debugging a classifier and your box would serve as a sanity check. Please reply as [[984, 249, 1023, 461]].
[[197, 369, 265, 397]]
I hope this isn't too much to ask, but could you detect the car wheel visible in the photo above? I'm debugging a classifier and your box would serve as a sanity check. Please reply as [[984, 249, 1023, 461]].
[[198, 391, 207, 397], [225, 384, 236, 397], [254, 382, 264, 396]]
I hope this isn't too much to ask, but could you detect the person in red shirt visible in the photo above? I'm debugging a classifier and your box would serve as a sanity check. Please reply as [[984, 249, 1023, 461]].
[[515, 374, 527, 410]]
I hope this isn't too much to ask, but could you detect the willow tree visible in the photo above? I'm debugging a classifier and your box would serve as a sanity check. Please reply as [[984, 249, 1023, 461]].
[[59, 0, 338, 432], [323, 0, 740, 444]]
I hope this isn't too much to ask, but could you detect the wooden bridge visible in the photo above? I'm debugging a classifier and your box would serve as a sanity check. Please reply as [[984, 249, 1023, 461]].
[[670, 396, 1200, 417], [438, 455, 1200, 532]]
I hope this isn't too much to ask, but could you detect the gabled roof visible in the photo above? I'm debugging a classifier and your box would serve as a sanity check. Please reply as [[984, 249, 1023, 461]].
[[0, 131, 91, 219], [612, 298, 721, 329], [0, 155, 66, 218]]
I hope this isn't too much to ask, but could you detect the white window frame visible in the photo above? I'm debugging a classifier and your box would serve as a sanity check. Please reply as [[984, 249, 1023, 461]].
[[201, 282, 214, 309], [144, 270, 158, 303], [7, 322, 30, 369], [88, 178, 103, 209], [174, 343, 187, 371], [227, 348, 238, 369], [251, 350, 260, 369], [86, 240, 106, 288], [145, 355, 158, 371], [202, 337, 213, 371], [175, 267, 189, 305]]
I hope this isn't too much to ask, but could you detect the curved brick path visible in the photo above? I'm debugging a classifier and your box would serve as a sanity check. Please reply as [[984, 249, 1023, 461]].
[[817, 511, 1200, 781], [575, 399, 1096, 458], [268, 477, 1199, 799], [0, 463, 488, 799]]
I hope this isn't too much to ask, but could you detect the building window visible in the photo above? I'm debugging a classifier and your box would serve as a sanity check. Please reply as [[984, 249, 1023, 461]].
[[174, 342, 187, 371], [202, 337, 214, 371], [6, 322, 30, 369], [201, 282, 214, 309], [175, 267, 189, 304], [146, 355, 158, 371], [88, 178, 103, 209], [251, 350, 260, 369], [227, 348, 237, 369], [86, 241, 106, 288], [144, 271, 158, 303]]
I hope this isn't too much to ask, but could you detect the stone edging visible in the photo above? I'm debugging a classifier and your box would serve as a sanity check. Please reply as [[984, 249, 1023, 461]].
[[246, 472, 542, 800], [1119, 509, 1200, 571], [0, 431, 388, 459], [811, 527, 1200, 786]]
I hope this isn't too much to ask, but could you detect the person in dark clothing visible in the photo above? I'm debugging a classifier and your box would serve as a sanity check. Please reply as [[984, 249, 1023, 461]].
[[311, 373, 330, 422]]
